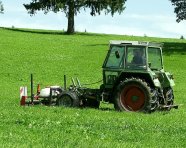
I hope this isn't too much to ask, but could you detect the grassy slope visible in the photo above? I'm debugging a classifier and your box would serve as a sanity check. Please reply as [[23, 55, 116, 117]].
[[0, 28, 186, 147]]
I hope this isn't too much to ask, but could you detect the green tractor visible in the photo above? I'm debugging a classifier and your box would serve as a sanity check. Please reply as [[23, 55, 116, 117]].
[[22, 40, 177, 112], [101, 40, 177, 112]]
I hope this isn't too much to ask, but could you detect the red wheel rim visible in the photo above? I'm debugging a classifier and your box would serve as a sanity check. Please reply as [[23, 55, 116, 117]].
[[120, 85, 145, 111]]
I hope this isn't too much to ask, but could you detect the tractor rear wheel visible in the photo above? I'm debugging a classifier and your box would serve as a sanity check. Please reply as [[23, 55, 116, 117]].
[[57, 91, 79, 107], [114, 78, 157, 112]]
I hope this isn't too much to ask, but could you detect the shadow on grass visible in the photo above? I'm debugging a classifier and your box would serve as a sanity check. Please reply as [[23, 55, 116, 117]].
[[2, 27, 65, 35], [85, 41, 186, 52], [2, 27, 109, 37], [2, 27, 186, 54], [163, 42, 186, 55]]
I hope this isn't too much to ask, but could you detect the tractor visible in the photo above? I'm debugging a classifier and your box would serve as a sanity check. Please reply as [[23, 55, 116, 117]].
[[100, 40, 177, 112], [20, 40, 178, 112]]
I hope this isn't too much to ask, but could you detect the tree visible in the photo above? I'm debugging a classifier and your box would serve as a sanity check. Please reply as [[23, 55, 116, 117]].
[[170, 0, 186, 22], [180, 35, 185, 39], [0, 1, 4, 14], [24, 0, 126, 34]]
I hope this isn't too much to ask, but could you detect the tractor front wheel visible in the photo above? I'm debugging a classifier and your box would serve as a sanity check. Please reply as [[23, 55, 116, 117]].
[[114, 78, 157, 112], [164, 87, 174, 105], [161, 87, 174, 111]]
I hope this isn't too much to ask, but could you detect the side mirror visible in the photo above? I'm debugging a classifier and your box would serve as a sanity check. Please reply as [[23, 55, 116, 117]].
[[115, 51, 120, 59]]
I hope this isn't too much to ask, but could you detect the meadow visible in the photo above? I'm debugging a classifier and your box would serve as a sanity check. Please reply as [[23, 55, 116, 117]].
[[0, 27, 186, 147]]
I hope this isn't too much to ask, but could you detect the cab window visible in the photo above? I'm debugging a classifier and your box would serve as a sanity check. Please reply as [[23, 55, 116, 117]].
[[126, 46, 146, 69], [148, 47, 162, 70], [105, 46, 125, 68]]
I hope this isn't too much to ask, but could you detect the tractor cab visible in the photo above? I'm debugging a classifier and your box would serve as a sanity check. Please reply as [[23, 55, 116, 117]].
[[102, 41, 164, 87], [102, 41, 176, 112], [103, 40, 163, 71]]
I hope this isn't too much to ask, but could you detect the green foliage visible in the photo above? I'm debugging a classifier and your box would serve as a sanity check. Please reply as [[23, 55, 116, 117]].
[[180, 35, 184, 39], [24, 0, 126, 34], [0, 1, 4, 13], [0, 27, 186, 147], [24, 0, 125, 15], [170, 0, 186, 22]]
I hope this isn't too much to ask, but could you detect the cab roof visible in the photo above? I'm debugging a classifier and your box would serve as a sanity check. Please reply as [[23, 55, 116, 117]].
[[110, 40, 163, 47]]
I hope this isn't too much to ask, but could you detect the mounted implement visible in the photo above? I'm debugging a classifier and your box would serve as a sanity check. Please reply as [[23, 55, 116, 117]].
[[20, 40, 178, 112]]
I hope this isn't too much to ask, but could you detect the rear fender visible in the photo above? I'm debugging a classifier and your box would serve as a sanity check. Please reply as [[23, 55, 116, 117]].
[[115, 72, 156, 89]]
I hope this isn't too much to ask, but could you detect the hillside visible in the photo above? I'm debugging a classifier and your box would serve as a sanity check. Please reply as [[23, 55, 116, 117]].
[[0, 27, 186, 147]]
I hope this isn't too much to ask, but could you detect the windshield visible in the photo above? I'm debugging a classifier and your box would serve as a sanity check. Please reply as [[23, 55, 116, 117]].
[[126, 46, 146, 69], [148, 47, 163, 70], [105, 45, 125, 68]]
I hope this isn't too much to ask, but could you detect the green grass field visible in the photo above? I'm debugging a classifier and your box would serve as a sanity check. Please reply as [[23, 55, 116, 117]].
[[0, 27, 186, 147]]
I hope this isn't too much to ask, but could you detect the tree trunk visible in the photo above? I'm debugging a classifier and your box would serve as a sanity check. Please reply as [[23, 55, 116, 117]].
[[67, 1, 75, 34]]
